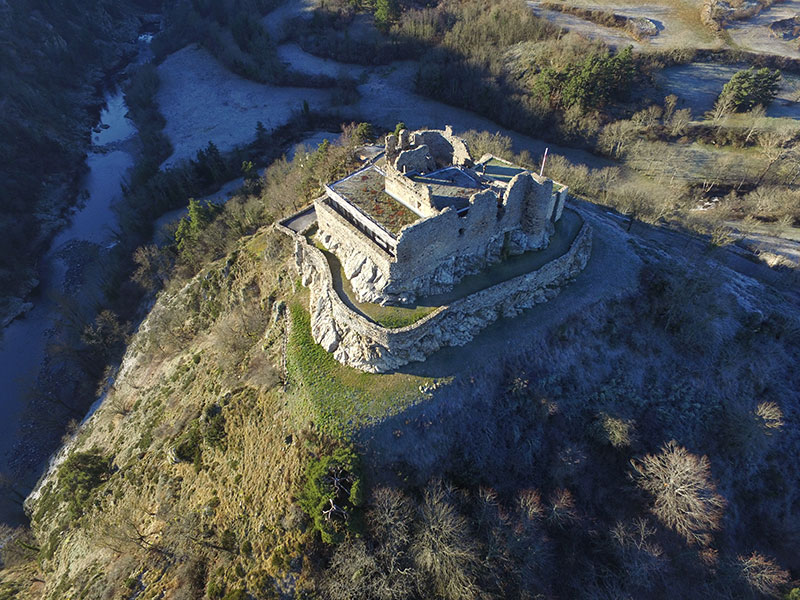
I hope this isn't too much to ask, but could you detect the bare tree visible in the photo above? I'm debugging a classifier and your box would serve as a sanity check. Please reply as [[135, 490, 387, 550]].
[[755, 401, 784, 431], [669, 108, 692, 137], [610, 518, 665, 590], [738, 552, 790, 598], [597, 167, 620, 205], [755, 132, 791, 186], [598, 120, 638, 158], [412, 481, 481, 600], [631, 441, 726, 546], [709, 93, 736, 124], [743, 105, 766, 144], [663, 94, 678, 124]]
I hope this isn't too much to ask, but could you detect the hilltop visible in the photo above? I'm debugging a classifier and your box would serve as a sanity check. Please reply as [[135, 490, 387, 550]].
[[1, 128, 798, 599]]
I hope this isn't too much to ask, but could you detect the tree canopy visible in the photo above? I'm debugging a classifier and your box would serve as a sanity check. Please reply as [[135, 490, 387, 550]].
[[717, 67, 781, 112]]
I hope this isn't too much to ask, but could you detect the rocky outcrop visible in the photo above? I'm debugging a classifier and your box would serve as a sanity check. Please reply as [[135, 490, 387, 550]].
[[283, 217, 592, 373]]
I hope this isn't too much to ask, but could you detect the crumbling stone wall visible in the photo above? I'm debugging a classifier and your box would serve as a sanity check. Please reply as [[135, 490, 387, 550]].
[[387, 125, 472, 168], [384, 167, 434, 216], [387, 172, 556, 301], [393, 144, 436, 175], [280, 217, 593, 373]]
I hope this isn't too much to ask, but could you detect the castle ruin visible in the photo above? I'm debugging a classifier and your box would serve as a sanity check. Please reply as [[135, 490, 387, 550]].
[[278, 127, 591, 372]]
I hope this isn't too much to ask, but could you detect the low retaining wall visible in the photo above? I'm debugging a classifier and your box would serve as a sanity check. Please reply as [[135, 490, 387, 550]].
[[277, 210, 592, 373]]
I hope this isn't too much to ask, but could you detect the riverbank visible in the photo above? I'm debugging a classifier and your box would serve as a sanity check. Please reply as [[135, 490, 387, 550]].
[[0, 20, 158, 523], [0, 15, 156, 331]]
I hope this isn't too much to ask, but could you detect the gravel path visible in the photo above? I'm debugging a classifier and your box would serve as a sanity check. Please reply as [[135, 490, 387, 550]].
[[726, 0, 800, 59], [277, 43, 367, 78], [157, 41, 613, 171], [261, 0, 315, 43]]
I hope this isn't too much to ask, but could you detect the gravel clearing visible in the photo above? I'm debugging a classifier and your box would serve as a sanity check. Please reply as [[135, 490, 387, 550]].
[[726, 0, 800, 59], [527, 0, 719, 49], [157, 44, 333, 167], [656, 62, 800, 118]]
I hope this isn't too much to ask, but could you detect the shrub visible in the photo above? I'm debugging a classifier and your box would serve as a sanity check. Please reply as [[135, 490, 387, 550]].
[[593, 412, 635, 448], [412, 481, 480, 600], [298, 447, 364, 544], [716, 67, 782, 113], [738, 552, 790, 598], [57, 449, 112, 519]]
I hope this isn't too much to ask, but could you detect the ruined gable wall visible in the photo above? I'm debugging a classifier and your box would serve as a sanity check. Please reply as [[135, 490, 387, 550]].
[[384, 167, 435, 216], [394, 144, 436, 174], [497, 173, 529, 230], [412, 131, 455, 166], [411, 127, 473, 167], [553, 187, 568, 222], [522, 177, 555, 250]]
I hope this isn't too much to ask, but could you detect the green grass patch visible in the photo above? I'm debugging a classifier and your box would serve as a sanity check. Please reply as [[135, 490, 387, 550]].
[[311, 238, 440, 329], [244, 229, 271, 257], [286, 303, 433, 438]]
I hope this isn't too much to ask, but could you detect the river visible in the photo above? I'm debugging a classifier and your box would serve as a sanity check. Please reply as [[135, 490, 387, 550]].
[[0, 35, 151, 525]]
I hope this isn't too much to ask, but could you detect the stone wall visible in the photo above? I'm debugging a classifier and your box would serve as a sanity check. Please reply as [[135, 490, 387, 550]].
[[279, 214, 593, 373], [386, 126, 472, 168], [315, 198, 394, 304], [384, 168, 434, 217], [388, 173, 556, 300]]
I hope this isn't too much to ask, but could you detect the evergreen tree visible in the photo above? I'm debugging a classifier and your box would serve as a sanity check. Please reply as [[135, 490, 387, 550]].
[[717, 67, 781, 112], [374, 0, 399, 32]]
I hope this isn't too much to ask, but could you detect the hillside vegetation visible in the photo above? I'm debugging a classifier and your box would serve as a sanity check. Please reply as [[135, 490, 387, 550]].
[[0, 124, 798, 599], [1, 0, 799, 597], [0, 0, 149, 324]]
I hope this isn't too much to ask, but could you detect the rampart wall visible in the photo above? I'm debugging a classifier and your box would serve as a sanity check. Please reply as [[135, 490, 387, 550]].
[[278, 211, 593, 373]]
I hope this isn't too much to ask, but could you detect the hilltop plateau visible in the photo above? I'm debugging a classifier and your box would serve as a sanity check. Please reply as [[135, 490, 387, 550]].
[[1, 0, 800, 597]]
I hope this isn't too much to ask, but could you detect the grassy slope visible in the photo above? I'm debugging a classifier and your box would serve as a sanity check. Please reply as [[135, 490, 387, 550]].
[[286, 301, 433, 437]]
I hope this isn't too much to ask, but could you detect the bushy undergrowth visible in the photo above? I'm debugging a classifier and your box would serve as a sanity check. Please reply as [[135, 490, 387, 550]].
[[317, 249, 800, 600]]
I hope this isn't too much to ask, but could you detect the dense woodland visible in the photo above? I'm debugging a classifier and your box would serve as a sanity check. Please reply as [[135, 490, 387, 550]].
[[0, 0, 158, 320], [0, 0, 799, 598]]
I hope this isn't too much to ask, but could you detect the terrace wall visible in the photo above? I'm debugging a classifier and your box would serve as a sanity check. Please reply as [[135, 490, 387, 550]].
[[279, 212, 592, 373]]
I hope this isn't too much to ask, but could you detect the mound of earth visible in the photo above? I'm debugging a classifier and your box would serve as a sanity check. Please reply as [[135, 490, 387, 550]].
[[769, 15, 800, 39]]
